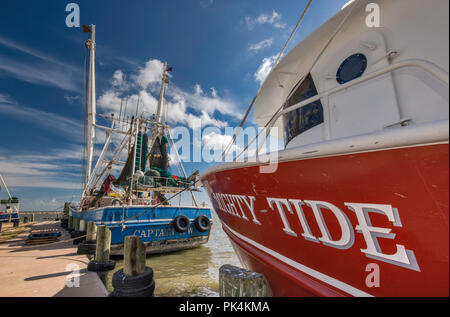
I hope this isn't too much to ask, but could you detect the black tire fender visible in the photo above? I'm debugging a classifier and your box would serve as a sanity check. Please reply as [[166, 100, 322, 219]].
[[172, 215, 190, 233], [87, 260, 116, 272], [112, 267, 154, 290], [110, 280, 155, 297], [194, 215, 211, 233]]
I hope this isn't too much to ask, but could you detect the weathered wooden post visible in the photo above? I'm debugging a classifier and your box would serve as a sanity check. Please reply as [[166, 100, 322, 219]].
[[13, 218, 19, 228], [7, 214, 11, 223], [86, 221, 97, 242], [31, 213, 35, 223], [63, 203, 69, 215], [77, 221, 97, 255], [88, 225, 115, 272], [68, 214, 73, 231], [73, 217, 80, 231], [110, 236, 155, 297], [0, 222, 2, 233], [219, 265, 272, 297], [23, 217, 29, 224], [123, 236, 146, 276]]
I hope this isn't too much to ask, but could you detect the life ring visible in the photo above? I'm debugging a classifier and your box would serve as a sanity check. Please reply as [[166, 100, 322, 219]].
[[194, 215, 211, 233], [172, 215, 190, 233]]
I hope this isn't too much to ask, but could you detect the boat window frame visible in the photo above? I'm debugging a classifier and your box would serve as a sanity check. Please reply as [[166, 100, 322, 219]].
[[283, 73, 324, 146]]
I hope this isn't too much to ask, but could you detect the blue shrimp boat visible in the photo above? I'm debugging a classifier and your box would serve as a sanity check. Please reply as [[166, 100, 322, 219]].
[[0, 174, 20, 223], [71, 24, 212, 255]]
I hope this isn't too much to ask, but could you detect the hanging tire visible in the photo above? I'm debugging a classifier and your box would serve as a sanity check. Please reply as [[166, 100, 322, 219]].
[[110, 280, 155, 297], [172, 215, 190, 233], [87, 260, 116, 272], [112, 267, 154, 290], [194, 215, 211, 233]]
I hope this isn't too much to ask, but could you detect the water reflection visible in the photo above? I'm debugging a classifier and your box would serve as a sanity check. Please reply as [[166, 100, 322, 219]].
[[103, 210, 242, 297]]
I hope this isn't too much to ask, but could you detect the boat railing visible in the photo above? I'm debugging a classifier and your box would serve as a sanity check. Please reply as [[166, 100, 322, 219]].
[[0, 199, 19, 205], [255, 59, 449, 154], [134, 175, 193, 191]]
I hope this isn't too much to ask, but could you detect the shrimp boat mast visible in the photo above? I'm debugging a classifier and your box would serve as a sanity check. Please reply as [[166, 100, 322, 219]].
[[201, 0, 449, 296], [0, 173, 20, 223], [72, 24, 212, 255]]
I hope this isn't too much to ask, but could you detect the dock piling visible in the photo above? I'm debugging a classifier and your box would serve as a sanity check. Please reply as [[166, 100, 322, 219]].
[[110, 236, 155, 297], [68, 215, 73, 231], [87, 225, 115, 273], [77, 222, 97, 255], [123, 236, 146, 276], [219, 264, 272, 297]]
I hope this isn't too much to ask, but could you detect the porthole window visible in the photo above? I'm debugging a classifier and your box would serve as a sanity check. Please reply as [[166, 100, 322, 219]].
[[336, 53, 367, 84]]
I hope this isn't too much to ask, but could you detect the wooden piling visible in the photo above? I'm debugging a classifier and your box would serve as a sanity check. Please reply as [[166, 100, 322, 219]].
[[63, 203, 70, 217], [68, 215, 73, 230], [219, 264, 272, 297], [123, 236, 146, 277], [95, 225, 111, 263], [73, 217, 80, 231], [86, 222, 97, 242], [13, 219, 19, 228], [79, 220, 86, 231], [0, 222, 2, 233], [7, 214, 11, 222]]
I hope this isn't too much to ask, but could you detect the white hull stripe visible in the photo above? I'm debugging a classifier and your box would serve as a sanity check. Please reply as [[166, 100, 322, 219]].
[[223, 223, 373, 297], [71, 218, 213, 225]]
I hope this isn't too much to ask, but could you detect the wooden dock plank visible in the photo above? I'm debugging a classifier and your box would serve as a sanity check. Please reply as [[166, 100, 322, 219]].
[[0, 221, 108, 297]]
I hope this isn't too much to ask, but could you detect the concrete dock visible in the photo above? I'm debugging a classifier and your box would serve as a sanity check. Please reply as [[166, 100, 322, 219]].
[[0, 221, 108, 297]]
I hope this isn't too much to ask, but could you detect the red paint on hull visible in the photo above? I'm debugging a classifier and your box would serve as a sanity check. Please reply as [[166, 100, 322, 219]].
[[202, 144, 449, 296]]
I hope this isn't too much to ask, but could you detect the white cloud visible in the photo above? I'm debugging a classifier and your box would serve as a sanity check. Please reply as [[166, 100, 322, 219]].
[[254, 55, 277, 84], [0, 93, 14, 104], [0, 54, 79, 92], [0, 102, 82, 139], [134, 59, 164, 89], [0, 146, 83, 190], [97, 58, 240, 129], [0, 35, 78, 72], [112, 70, 125, 88], [202, 131, 235, 151], [248, 38, 274, 52], [245, 10, 286, 30], [64, 95, 81, 104]]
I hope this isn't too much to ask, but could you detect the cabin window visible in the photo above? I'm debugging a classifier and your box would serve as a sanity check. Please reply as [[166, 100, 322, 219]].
[[283, 74, 323, 146]]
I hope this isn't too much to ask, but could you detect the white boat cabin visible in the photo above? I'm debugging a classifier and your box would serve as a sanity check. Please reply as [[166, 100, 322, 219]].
[[254, 0, 449, 151]]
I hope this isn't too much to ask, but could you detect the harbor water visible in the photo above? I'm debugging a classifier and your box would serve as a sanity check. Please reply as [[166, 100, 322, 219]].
[[102, 210, 242, 297]]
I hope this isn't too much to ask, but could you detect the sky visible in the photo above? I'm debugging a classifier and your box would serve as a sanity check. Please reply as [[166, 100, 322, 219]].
[[0, 0, 347, 211]]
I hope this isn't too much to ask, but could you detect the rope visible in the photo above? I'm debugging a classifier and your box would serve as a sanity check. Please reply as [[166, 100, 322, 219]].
[[215, 0, 314, 166]]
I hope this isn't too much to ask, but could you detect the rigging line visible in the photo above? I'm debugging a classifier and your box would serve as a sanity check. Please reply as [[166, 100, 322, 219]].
[[215, 0, 314, 166], [168, 129, 199, 208], [234, 0, 359, 162]]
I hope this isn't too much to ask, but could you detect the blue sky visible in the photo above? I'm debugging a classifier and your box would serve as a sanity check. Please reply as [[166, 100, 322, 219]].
[[0, 0, 347, 210]]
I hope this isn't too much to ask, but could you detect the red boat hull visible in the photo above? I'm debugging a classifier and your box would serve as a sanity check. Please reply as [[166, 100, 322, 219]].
[[202, 143, 449, 296]]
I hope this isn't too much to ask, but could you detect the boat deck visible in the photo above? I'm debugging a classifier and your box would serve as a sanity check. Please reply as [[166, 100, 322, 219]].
[[0, 221, 108, 297]]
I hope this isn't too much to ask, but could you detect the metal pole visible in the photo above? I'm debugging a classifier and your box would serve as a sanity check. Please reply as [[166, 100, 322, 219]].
[[85, 24, 97, 190]]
